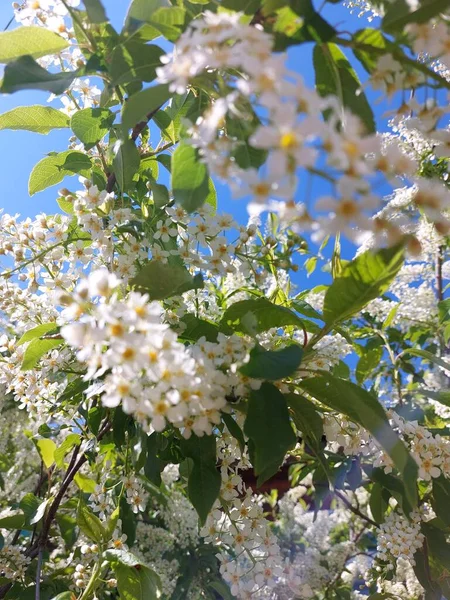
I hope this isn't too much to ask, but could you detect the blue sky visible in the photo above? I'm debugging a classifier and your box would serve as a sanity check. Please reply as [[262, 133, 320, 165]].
[[0, 1, 382, 282]]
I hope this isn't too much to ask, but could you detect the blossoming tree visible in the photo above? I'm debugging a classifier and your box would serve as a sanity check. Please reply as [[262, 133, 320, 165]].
[[0, 0, 450, 598]]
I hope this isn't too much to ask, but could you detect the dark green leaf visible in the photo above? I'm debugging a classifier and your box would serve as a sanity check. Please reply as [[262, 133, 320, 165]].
[[244, 383, 296, 485], [179, 314, 219, 342], [222, 413, 245, 453], [29, 150, 92, 195], [0, 106, 69, 134], [70, 107, 114, 148], [84, 0, 108, 23], [221, 297, 306, 335], [323, 245, 404, 326], [0, 513, 25, 529], [113, 139, 140, 191], [300, 374, 418, 508], [383, 0, 450, 32], [432, 476, 450, 526], [356, 346, 383, 384], [369, 482, 387, 524], [110, 42, 164, 86], [1, 56, 78, 95], [180, 434, 220, 524], [239, 344, 303, 380], [114, 564, 161, 600], [313, 43, 375, 133], [131, 260, 203, 300], [121, 84, 172, 132]]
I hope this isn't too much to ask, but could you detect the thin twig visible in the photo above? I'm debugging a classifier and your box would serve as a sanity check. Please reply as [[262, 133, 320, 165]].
[[35, 549, 43, 600], [333, 488, 378, 528]]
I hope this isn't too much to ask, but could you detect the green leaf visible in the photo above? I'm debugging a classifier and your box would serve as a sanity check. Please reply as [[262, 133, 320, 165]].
[[20, 494, 49, 527], [352, 28, 388, 74], [121, 84, 172, 133], [0, 27, 68, 63], [323, 245, 404, 326], [299, 374, 418, 508], [287, 393, 323, 444], [114, 564, 161, 600], [77, 499, 106, 544], [35, 438, 56, 469], [180, 434, 221, 524], [222, 413, 245, 453], [0, 513, 25, 529], [356, 346, 383, 384], [239, 344, 303, 380], [131, 260, 203, 300], [51, 593, 76, 600], [369, 482, 387, 524], [244, 383, 296, 485], [126, 0, 170, 22], [73, 472, 97, 493], [382, 0, 450, 32], [432, 476, 450, 526], [54, 434, 81, 468], [273, 0, 336, 50], [179, 314, 218, 342], [29, 150, 92, 195], [0, 55, 77, 95], [171, 143, 211, 213], [313, 43, 375, 133], [70, 107, 114, 148], [110, 42, 164, 85], [57, 513, 77, 548], [221, 297, 306, 335], [21, 338, 64, 371], [400, 348, 450, 373], [143, 433, 166, 486], [17, 323, 59, 346], [113, 139, 141, 191], [0, 106, 69, 134], [84, 0, 108, 22]]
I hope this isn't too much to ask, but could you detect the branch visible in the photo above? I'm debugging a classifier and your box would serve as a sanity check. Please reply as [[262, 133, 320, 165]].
[[333, 489, 378, 528]]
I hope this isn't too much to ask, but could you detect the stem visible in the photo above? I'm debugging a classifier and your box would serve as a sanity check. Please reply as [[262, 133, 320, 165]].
[[35, 549, 43, 600], [78, 555, 103, 600]]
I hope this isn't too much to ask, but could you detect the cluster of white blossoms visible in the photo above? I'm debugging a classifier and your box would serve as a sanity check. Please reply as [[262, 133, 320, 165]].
[[155, 11, 450, 250], [375, 509, 424, 572], [0, 545, 30, 581], [59, 269, 255, 437]]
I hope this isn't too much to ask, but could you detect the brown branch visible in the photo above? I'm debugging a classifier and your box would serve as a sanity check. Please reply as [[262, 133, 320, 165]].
[[333, 488, 378, 528], [106, 104, 165, 193]]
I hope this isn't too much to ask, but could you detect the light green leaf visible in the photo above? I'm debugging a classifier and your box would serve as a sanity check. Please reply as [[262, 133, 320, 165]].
[[0, 106, 69, 134], [221, 297, 306, 334], [29, 150, 92, 196], [70, 107, 114, 148], [126, 0, 170, 22], [323, 245, 404, 326], [180, 434, 221, 524], [21, 338, 64, 371], [313, 42, 375, 133], [400, 348, 450, 373], [17, 323, 59, 346], [35, 438, 56, 468], [121, 84, 172, 132], [110, 42, 164, 85], [54, 434, 81, 468], [239, 344, 303, 380], [299, 374, 418, 507], [112, 139, 141, 191], [77, 499, 106, 544], [171, 143, 211, 213], [131, 260, 203, 300], [73, 473, 97, 493], [244, 383, 296, 485], [0, 27, 68, 63], [84, 0, 108, 22]]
